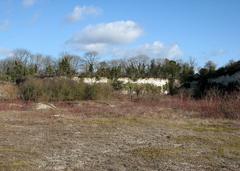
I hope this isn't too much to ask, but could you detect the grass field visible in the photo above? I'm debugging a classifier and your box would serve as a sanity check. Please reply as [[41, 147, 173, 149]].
[[0, 100, 239, 171]]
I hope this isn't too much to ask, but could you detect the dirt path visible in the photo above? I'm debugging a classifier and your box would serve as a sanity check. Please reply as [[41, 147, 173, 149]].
[[0, 101, 239, 171]]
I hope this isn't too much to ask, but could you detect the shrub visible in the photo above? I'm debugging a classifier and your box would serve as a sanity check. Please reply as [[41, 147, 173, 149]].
[[0, 82, 19, 100], [144, 84, 163, 100], [19, 79, 42, 101], [84, 83, 113, 100], [111, 79, 124, 91], [19, 78, 114, 102], [123, 83, 164, 101], [165, 89, 240, 119], [83, 84, 96, 100], [96, 83, 114, 100], [19, 78, 85, 101]]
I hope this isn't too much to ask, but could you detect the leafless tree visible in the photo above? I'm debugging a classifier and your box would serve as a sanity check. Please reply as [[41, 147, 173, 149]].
[[82, 51, 99, 74], [83, 51, 98, 65], [11, 49, 32, 66]]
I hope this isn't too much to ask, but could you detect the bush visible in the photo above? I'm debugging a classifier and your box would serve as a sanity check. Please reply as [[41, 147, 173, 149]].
[[124, 83, 164, 101], [111, 79, 124, 91], [0, 82, 19, 100], [19, 78, 84, 101], [144, 84, 163, 100], [165, 89, 240, 119], [20, 80, 39, 101], [84, 83, 113, 100], [83, 84, 96, 100], [19, 78, 114, 102], [95, 83, 114, 100]]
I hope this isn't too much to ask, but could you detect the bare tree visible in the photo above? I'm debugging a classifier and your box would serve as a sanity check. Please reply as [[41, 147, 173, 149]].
[[83, 51, 99, 76], [84, 51, 98, 65], [11, 49, 32, 66], [69, 55, 84, 74]]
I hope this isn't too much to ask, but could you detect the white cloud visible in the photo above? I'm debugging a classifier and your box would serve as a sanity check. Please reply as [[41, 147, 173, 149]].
[[67, 20, 143, 52], [0, 20, 10, 31], [113, 41, 183, 59], [138, 41, 183, 58], [22, 0, 37, 8], [66, 21, 182, 58], [0, 47, 13, 57], [209, 49, 226, 56], [67, 5, 101, 22]]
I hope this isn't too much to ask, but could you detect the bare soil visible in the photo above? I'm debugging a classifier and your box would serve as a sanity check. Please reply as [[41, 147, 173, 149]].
[[0, 100, 239, 171]]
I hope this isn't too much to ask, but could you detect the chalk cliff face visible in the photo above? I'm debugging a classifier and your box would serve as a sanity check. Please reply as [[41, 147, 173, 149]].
[[72, 77, 169, 87], [208, 71, 240, 86], [117, 78, 168, 87], [72, 77, 169, 94]]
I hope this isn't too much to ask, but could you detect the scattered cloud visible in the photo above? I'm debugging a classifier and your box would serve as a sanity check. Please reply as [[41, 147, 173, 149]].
[[0, 20, 10, 31], [22, 0, 37, 8], [67, 5, 101, 23], [209, 49, 227, 57], [112, 41, 183, 59], [136, 41, 183, 58], [66, 20, 182, 58], [202, 49, 227, 62], [0, 47, 13, 57], [67, 20, 143, 52]]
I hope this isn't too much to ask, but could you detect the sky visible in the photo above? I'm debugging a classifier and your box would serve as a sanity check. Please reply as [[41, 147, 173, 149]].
[[0, 0, 240, 67]]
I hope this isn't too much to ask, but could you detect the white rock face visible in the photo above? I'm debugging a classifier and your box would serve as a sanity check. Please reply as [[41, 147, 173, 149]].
[[83, 77, 108, 84], [72, 77, 81, 82], [117, 78, 130, 84], [208, 71, 240, 86], [72, 77, 168, 87], [133, 78, 168, 87], [72, 77, 109, 84], [118, 78, 168, 87], [72, 77, 169, 94]]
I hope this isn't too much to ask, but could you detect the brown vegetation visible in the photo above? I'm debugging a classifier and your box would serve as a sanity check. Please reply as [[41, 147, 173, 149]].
[[0, 100, 239, 170], [0, 82, 18, 100], [138, 95, 240, 120], [0, 79, 239, 119]]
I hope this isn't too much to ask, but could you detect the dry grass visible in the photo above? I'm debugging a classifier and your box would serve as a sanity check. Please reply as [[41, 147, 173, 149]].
[[1, 79, 239, 120], [136, 92, 240, 120], [0, 100, 32, 111], [0, 100, 239, 170], [0, 82, 18, 100]]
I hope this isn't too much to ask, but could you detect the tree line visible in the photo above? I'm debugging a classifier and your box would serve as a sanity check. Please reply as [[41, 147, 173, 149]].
[[0, 49, 197, 84], [1, 48, 239, 97]]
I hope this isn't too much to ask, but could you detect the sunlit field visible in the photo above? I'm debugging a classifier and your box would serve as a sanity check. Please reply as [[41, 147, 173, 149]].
[[1, 0, 240, 170], [0, 99, 239, 170]]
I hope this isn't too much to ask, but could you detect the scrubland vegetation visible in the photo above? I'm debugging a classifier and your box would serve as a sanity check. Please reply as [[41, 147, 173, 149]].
[[0, 48, 239, 119], [0, 99, 239, 170], [0, 49, 239, 170]]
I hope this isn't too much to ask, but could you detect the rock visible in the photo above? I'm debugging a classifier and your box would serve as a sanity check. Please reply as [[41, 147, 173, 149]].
[[35, 103, 56, 110], [174, 144, 183, 148]]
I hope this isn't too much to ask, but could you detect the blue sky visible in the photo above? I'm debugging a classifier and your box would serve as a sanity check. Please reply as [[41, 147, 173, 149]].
[[0, 0, 240, 67]]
